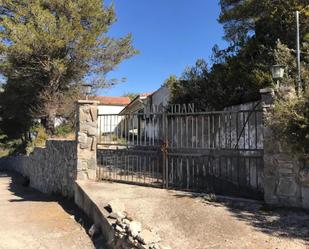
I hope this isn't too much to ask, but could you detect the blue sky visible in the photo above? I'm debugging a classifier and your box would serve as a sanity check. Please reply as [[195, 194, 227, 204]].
[[100, 0, 228, 96]]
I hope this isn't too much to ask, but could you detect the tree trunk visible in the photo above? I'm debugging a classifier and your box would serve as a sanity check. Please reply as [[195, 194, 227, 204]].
[[45, 108, 57, 135]]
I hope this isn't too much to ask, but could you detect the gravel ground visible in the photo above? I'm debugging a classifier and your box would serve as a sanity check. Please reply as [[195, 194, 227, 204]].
[[79, 180, 309, 249], [0, 171, 96, 249]]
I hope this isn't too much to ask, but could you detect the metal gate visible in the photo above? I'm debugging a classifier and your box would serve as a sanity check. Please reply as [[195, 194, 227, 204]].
[[97, 112, 165, 187], [97, 108, 264, 199]]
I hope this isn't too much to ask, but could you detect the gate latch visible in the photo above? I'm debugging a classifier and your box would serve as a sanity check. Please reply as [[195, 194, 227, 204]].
[[161, 141, 168, 155]]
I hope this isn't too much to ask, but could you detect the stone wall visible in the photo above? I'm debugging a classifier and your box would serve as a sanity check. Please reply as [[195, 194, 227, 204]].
[[76, 100, 99, 180], [0, 140, 77, 198], [0, 100, 99, 198], [261, 87, 309, 209]]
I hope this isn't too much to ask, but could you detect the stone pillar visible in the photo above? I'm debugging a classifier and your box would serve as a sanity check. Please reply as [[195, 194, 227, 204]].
[[261, 87, 303, 207], [76, 100, 99, 180], [260, 88, 278, 205]]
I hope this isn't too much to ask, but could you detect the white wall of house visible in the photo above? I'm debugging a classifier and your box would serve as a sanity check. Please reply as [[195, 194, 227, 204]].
[[98, 105, 125, 115], [151, 85, 170, 108], [98, 105, 126, 134], [144, 86, 170, 140]]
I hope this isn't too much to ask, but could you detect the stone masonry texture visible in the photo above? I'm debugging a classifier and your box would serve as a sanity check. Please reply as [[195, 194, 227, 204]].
[[0, 100, 99, 198], [76, 100, 99, 180], [0, 140, 77, 198], [261, 87, 309, 209]]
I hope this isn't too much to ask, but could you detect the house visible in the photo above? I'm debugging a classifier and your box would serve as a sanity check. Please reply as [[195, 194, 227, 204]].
[[118, 87, 171, 144], [116, 93, 151, 141], [119, 93, 151, 115], [116, 86, 195, 144], [119, 86, 170, 115], [145, 85, 170, 113], [92, 96, 131, 136], [93, 96, 131, 115]]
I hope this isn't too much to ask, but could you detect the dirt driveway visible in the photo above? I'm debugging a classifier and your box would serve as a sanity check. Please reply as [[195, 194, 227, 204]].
[[0, 171, 95, 249], [79, 180, 309, 249]]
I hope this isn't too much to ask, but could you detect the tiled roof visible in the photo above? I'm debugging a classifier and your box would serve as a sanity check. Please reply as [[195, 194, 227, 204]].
[[139, 93, 152, 98], [92, 96, 131, 106]]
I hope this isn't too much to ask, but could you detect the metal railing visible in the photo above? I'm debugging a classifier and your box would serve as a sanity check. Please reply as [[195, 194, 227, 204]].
[[97, 109, 264, 198]]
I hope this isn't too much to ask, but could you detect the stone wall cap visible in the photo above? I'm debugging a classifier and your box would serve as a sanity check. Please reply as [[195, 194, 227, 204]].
[[260, 88, 274, 94], [77, 100, 100, 104], [47, 138, 75, 142]]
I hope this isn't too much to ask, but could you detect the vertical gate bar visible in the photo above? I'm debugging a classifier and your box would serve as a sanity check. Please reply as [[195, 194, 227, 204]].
[[243, 112, 246, 149], [120, 115, 124, 144], [115, 115, 117, 143], [143, 154, 145, 184], [224, 113, 227, 149], [131, 154, 134, 183], [229, 112, 232, 149], [191, 115, 194, 148], [144, 114, 146, 146], [236, 111, 240, 187], [147, 154, 150, 184], [178, 116, 180, 148], [149, 154, 151, 184], [202, 115, 205, 148], [139, 115, 141, 146], [112, 115, 115, 143], [256, 157, 259, 190], [226, 156, 229, 181], [171, 116, 174, 148], [102, 115, 105, 144], [157, 155, 160, 185], [248, 112, 251, 150], [218, 114, 221, 149], [127, 115, 129, 145], [236, 112, 239, 149], [132, 115, 135, 145], [211, 115, 216, 149], [186, 157, 189, 190], [138, 154, 140, 183], [153, 156, 155, 184], [180, 116, 183, 148], [195, 116, 199, 148], [248, 157, 251, 188], [255, 111, 258, 149], [122, 151, 124, 181], [123, 115, 128, 146], [109, 115, 112, 144], [125, 151, 128, 182], [208, 115, 210, 148], [190, 157, 196, 190], [219, 155, 221, 182], [137, 154, 139, 183], [171, 157, 174, 187], [101, 153, 103, 179], [163, 112, 168, 188], [98, 115, 101, 144], [129, 115, 131, 145], [186, 116, 189, 148], [114, 150, 116, 181], [101, 116, 103, 144], [152, 114, 154, 146], [116, 149, 119, 181]]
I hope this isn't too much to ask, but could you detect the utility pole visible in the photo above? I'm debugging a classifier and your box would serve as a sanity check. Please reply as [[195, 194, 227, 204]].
[[296, 11, 301, 94]]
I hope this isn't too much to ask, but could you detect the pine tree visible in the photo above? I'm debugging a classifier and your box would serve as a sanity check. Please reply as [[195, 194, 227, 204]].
[[0, 0, 137, 135]]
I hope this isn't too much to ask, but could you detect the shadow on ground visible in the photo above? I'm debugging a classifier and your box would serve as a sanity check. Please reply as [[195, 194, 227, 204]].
[[0, 170, 106, 249], [173, 191, 309, 242]]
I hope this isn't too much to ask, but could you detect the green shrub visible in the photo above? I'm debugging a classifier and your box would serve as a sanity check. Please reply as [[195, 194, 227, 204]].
[[54, 123, 73, 137], [25, 125, 49, 154], [267, 88, 309, 159]]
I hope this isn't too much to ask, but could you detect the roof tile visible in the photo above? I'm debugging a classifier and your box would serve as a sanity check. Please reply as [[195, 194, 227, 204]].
[[92, 96, 131, 105]]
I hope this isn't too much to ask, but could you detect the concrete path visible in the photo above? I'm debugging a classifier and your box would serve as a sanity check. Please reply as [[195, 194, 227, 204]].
[[78, 180, 309, 249], [0, 171, 95, 249]]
